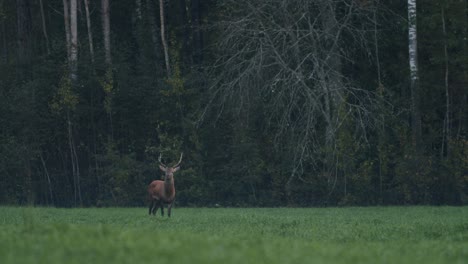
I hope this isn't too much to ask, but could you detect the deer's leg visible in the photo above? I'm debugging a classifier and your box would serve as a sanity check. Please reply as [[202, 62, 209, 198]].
[[154, 200, 164, 215], [152, 200, 160, 215], [148, 200, 154, 215], [160, 203, 164, 216], [168, 202, 173, 218]]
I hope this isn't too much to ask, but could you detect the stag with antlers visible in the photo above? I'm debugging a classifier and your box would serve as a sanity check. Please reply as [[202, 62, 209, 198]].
[[148, 153, 183, 217]]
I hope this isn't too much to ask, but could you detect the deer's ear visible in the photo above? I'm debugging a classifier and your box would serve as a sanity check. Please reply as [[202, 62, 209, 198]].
[[159, 165, 167, 172], [173, 166, 180, 172]]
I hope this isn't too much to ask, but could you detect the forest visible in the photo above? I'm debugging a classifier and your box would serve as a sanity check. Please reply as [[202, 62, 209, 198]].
[[0, 0, 466, 207]]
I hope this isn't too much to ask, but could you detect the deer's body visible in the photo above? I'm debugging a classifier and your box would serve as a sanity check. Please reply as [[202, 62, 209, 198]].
[[148, 153, 182, 217], [148, 179, 175, 203]]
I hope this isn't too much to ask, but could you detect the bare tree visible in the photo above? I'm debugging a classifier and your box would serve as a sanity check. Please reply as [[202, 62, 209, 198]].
[[205, 0, 377, 199]]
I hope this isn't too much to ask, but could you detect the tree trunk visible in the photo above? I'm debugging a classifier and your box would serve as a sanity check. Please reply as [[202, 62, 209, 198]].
[[159, 0, 171, 77], [40, 152, 54, 205], [63, 0, 82, 206], [374, 0, 381, 86], [83, 0, 95, 63], [441, 6, 450, 158], [179, 0, 190, 66], [24, 149, 34, 205], [407, 0, 422, 153], [16, 0, 32, 69], [146, 0, 161, 62], [318, 0, 344, 186], [191, 0, 202, 65], [102, 0, 112, 65], [67, 111, 78, 206], [70, 0, 78, 83], [63, 0, 71, 62], [71, 0, 82, 206], [458, 0, 467, 139], [135, 0, 142, 20], [1, 19, 7, 63], [39, 0, 50, 55], [374, 0, 385, 203], [101, 0, 114, 140]]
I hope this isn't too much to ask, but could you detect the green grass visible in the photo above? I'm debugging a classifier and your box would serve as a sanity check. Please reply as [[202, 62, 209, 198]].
[[0, 206, 467, 264]]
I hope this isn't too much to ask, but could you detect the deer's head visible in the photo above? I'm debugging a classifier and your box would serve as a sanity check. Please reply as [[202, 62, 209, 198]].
[[158, 153, 183, 181]]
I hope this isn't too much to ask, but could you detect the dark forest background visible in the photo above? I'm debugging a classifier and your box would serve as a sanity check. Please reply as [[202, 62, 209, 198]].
[[0, 0, 466, 207]]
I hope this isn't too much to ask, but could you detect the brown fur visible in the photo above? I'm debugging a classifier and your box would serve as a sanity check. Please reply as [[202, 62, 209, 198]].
[[148, 164, 180, 217]]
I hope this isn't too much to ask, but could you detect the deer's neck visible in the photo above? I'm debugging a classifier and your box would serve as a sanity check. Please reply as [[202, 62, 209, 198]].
[[164, 177, 174, 194]]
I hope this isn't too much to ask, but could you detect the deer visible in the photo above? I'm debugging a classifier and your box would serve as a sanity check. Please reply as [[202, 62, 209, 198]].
[[148, 152, 183, 217]]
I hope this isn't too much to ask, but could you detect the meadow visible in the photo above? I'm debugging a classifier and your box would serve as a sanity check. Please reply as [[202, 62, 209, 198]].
[[0, 206, 467, 264]]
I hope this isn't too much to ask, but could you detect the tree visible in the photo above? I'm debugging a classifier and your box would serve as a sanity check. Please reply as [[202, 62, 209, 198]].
[[159, 0, 171, 77], [83, 0, 95, 63], [16, 0, 31, 73], [62, 0, 82, 206], [407, 0, 422, 153], [102, 0, 112, 65], [191, 0, 202, 65], [206, 0, 377, 203], [39, 0, 50, 55], [0, 0, 466, 207]]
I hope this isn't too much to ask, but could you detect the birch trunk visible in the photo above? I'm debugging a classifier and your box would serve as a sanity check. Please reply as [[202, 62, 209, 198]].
[[70, 0, 82, 206], [407, 0, 422, 153], [63, 0, 71, 62], [63, 0, 82, 206], [102, 0, 112, 65]]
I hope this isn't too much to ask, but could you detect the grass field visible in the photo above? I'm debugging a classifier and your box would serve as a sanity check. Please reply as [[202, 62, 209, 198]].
[[0, 206, 467, 264]]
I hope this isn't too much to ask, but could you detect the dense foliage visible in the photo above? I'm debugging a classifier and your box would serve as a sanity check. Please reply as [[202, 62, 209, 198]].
[[0, 0, 466, 207]]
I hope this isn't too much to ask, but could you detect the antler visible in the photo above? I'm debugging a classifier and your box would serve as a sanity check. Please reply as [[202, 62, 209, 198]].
[[158, 153, 167, 168], [159, 152, 182, 168], [173, 152, 183, 168]]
